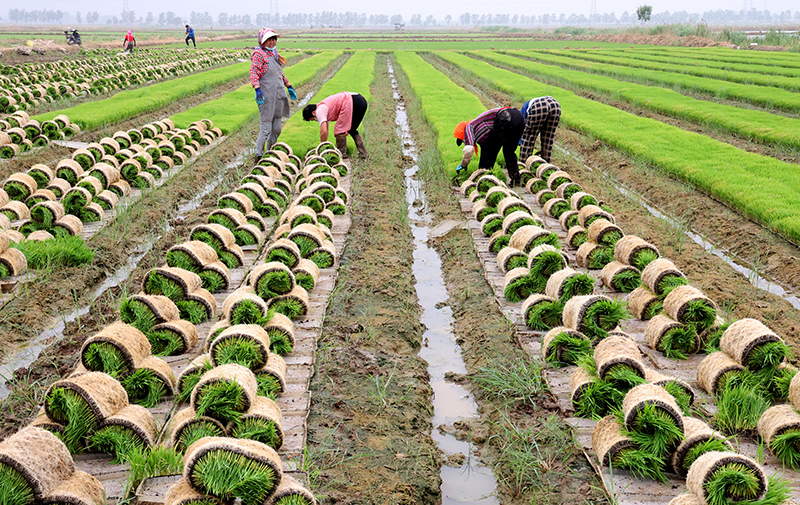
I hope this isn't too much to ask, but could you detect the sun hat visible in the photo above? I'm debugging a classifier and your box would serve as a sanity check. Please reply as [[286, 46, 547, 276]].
[[454, 121, 468, 146], [258, 28, 279, 45]]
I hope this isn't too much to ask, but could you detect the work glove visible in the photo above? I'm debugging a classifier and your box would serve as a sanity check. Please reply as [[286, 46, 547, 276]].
[[456, 164, 464, 172], [255, 89, 265, 105], [287, 86, 297, 100]]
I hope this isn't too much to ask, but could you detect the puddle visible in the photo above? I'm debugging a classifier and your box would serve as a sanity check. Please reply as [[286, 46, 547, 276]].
[[389, 58, 499, 504], [556, 145, 800, 311]]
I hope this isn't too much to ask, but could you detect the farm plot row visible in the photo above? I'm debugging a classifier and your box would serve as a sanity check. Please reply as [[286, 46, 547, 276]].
[[641, 46, 800, 69], [518, 50, 800, 115], [424, 50, 800, 246], [459, 50, 800, 153]]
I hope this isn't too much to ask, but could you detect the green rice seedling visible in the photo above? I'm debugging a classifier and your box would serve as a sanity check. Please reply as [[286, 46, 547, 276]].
[[485, 190, 509, 208], [266, 330, 293, 356], [558, 273, 595, 302], [658, 275, 689, 298], [0, 264, 9, 278], [308, 249, 334, 269], [336, 189, 348, 203], [269, 298, 306, 319], [527, 178, 547, 193], [119, 298, 158, 334], [73, 152, 94, 170], [573, 379, 624, 420], [327, 201, 346, 215], [702, 322, 731, 354], [82, 342, 130, 378], [582, 298, 628, 340], [294, 272, 315, 292], [597, 230, 623, 247], [175, 300, 211, 324], [254, 269, 294, 300], [544, 332, 591, 367], [538, 165, 556, 180], [77, 205, 102, 222], [704, 463, 766, 505], [178, 363, 215, 403], [89, 425, 145, 463], [659, 326, 699, 361], [230, 417, 281, 448], [681, 438, 732, 472], [604, 364, 647, 392], [213, 337, 265, 369], [770, 430, 800, 469], [265, 188, 287, 208], [612, 269, 641, 293], [611, 447, 668, 483], [13, 235, 94, 269], [255, 374, 282, 399], [195, 381, 248, 423], [189, 450, 280, 505], [0, 463, 34, 505], [4, 181, 32, 201], [175, 420, 226, 453], [525, 299, 563, 331], [714, 383, 770, 434], [121, 368, 169, 408], [538, 191, 556, 205], [45, 387, 96, 453], [481, 215, 503, 236], [747, 341, 792, 370], [489, 235, 510, 254], [229, 301, 270, 326], [147, 329, 185, 357], [682, 300, 718, 332], [191, 231, 225, 254], [569, 229, 588, 248], [199, 271, 227, 293], [219, 250, 242, 269], [132, 175, 153, 189], [208, 213, 237, 231], [144, 273, 183, 300], [759, 366, 797, 402], [505, 216, 538, 236], [547, 199, 570, 218], [587, 246, 615, 269], [26, 170, 50, 188], [662, 381, 693, 415], [321, 151, 340, 165], [290, 235, 319, 258], [233, 229, 259, 246], [619, 404, 684, 457], [126, 445, 184, 495], [166, 250, 200, 272], [504, 274, 540, 303]]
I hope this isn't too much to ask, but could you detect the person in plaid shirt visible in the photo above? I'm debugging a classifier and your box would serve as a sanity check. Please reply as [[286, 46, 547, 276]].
[[519, 96, 561, 164], [250, 28, 297, 161], [453, 106, 525, 186]]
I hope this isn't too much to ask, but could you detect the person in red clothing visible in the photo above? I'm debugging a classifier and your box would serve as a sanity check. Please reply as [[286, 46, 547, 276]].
[[302, 91, 368, 158], [453, 106, 525, 186], [123, 30, 136, 52], [250, 28, 297, 161]]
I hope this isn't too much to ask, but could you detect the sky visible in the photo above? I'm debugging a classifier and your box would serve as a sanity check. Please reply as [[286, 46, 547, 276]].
[[9, 0, 799, 19]]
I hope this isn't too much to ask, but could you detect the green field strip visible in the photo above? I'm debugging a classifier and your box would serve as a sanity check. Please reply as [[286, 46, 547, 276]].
[[552, 48, 800, 92], [278, 51, 376, 155], [169, 51, 343, 134], [393, 51, 489, 177], [592, 47, 800, 78], [32, 62, 250, 129], [200, 38, 642, 50], [434, 50, 800, 244], [512, 50, 800, 114], [637, 46, 800, 68], [466, 50, 800, 151]]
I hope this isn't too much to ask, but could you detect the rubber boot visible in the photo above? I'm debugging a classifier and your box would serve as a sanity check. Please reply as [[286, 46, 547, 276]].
[[334, 133, 349, 158], [352, 133, 368, 159]]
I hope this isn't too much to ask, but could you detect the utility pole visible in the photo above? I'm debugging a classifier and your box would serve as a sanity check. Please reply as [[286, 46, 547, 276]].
[[270, 0, 280, 25], [590, 0, 597, 23], [123, 0, 129, 13]]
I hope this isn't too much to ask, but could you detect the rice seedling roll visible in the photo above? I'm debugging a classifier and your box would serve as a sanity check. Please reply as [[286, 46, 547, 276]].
[[268, 474, 317, 505], [191, 364, 258, 423], [627, 286, 662, 320], [576, 242, 614, 270], [645, 314, 700, 360], [280, 205, 318, 228], [29, 200, 64, 227], [315, 209, 334, 230], [177, 355, 214, 402], [119, 293, 181, 334], [81, 321, 152, 378], [200, 261, 231, 293], [542, 326, 591, 366], [167, 407, 227, 453], [268, 285, 310, 319], [496, 196, 531, 217], [209, 208, 248, 231], [27, 164, 53, 187], [544, 267, 595, 303], [120, 159, 142, 182], [502, 211, 541, 237], [220, 193, 255, 215], [720, 318, 789, 370], [599, 261, 640, 293], [697, 352, 745, 396], [261, 312, 295, 355], [546, 170, 572, 190], [70, 148, 96, 171], [460, 180, 477, 198], [480, 213, 504, 237], [144, 266, 203, 300], [686, 451, 768, 505], [0, 247, 27, 277], [133, 171, 156, 190], [150, 319, 199, 356], [622, 383, 684, 447], [497, 246, 527, 274], [308, 239, 336, 269], [641, 258, 687, 297], [587, 219, 623, 247], [503, 267, 535, 302], [471, 200, 494, 222], [663, 286, 717, 332], [165, 476, 229, 505], [249, 262, 296, 300], [644, 368, 695, 408], [758, 404, 800, 469], [191, 224, 236, 251], [556, 181, 582, 200], [524, 155, 546, 170], [167, 241, 219, 271], [292, 258, 320, 292], [94, 190, 119, 210], [509, 225, 559, 253], [91, 404, 158, 457], [522, 293, 562, 331], [591, 415, 635, 467], [266, 239, 302, 269], [525, 177, 547, 194], [533, 163, 557, 180], [535, 189, 556, 205], [88, 162, 120, 188], [108, 179, 131, 198], [593, 334, 646, 380], [559, 211, 579, 233], [223, 286, 270, 325], [488, 230, 509, 254], [288, 224, 325, 257], [563, 295, 629, 341], [51, 214, 82, 237], [566, 226, 587, 249], [542, 197, 570, 219], [210, 324, 271, 370], [40, 469, 105, 505], [577, 205, 613, 228], [671, 417, 732, 476], [123, 355, 176, 408], [476, 174, 503, 195], [3, 173, 38, 201], [228, 396, 284, 449], [183, 436, 283, 505], [1, 200, 30, 220], [254, 353, 287, 398], [0, 426, 75, 501], [179, 288, 217, 324]]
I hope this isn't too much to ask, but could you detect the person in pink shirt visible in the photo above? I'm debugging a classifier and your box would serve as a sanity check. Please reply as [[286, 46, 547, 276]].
[[302, 91, 368, 158]]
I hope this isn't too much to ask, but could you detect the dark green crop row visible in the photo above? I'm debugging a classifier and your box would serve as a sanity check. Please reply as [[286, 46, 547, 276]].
[[634, 46, 800, 68], [431, 51, 800, 244], [513, 50, 800, 114], [467, 50, 800, 151]]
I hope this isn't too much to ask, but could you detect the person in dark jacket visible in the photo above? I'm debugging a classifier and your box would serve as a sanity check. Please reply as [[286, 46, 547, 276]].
[[453, 106, 525, 186], [185, 25, 196, 48], [519, 96, 561, 164]]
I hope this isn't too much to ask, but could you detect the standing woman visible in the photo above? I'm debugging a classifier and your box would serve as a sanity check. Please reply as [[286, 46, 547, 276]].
[[250, 27, 297, 161], [123, 30, 136, 52]]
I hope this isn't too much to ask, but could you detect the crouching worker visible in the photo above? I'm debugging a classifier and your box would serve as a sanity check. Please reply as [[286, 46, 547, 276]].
[[454, 106, 525, 186], [519, 96, 561, 164], [303, 92, 368, 158]]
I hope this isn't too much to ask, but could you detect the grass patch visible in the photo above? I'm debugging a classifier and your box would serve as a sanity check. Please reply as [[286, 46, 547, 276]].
[[12, 235, 94, 269]]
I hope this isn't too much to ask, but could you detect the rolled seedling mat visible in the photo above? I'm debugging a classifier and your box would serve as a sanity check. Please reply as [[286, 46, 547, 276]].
[[565, 225, 587, 249], [503, 267, 535, 303], [268, 474, 317, 505], [475, 174, 503, 195], [556, 181, 581, 200], [25, 230, 53, 241], [645, 314, 700, 359], [120, 158, 142, 182], [496, 246, 527, 274], [77, 175, 105, 198], [28, 199, 63, 225], [228, 396, 284, 449], [27, 164, 54, 187], [577, 204, 613, 228], [95, 189, 119, 210], [316, 208, 335, 230], [288, 223, 326, 256], [249, 262, 296, 301], [509, 225, 558, 253], [576, 242, 615, 270], [94, 403, 158, 450], [622, 382, 684, 432], [667, 494, 704, 505], [697, 351, 746, 395], [238, 182, 270, 207], [121, 293, 181, 332], [587, 218, 623, 247], [181, 288, 217, 323], [268, 285, 310, 319], [460, 180, 477, 197], [164, 476, 229, 505], [502, 210, 541, 237], [220, 192, 255, 215], [209, 207, 248, 230], [183, 436, 283, 504], [524, 155, 546, 170], [49, 214, 82, 237], [168, 241, 219, 271], [758, 404, 800, 469], [177, 354, 215, 400], [525, 176, 547, 194], [43, 178, 67, 200], [40, 469, 105, 505], [167, 406, 227, 453], [0, 214, 11, 233], [570, 366, 596, 408], [542, 197, 570, 219], [497, 196, 532, 217], [663, 285, 717, 331], [297, 192, 325, 213], [292, 258, 320, 292], [190, 223, 237, 252], [190, 358, 261, 421], [591, 415, 635, 467], [89, 162, 120, 188], [535, 188, 556, 206], [484, 185, 509, 208], [79, 201, 105, 222], [305, 181, 338, 204], [545, 267, 595, 303], [150, 319, 199, 356], [61, 187, 92, 214], [80, 320, 152, 377], [628, 286, 662, 321], [599, 261, 640, 293], [522, 293, 562, 331], [644, 368, 696, 407], [143, 266, 203, 300], [720, 318, 786, 370], [108, 179, 131, 198], [261, 312, 296, 355], [265, 238, 302, 269], [1, 200, 30, 220], [487, 230, 509, 255], [308, 239, 336, 269], [542, 326, 591, 366], [527, 243, 567, 274], [480, 212, 503, 237], [594, 334, 646, 380], [222, 286, 270, 325], [255, 352, 288, 397], [210, 324, 272, 370], [671, 416, 733, 476], [641, 258, 686, 297], [547, 170, 572, 190], [563, 295, 627, 341], [44, 371, 129, 436], [71, 148, 96, 171], [686, 451, 768, 504], [4, 172, 38, 201], [124, 355, 176, 405], [4, 229, 24, 244], [0, 426, 75, 501], [534, 163, 557, 180], [280, 204, 317, 228]]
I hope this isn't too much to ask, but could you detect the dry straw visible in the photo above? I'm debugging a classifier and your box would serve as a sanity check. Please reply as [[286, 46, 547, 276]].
[[165, 476, 229, 505], [671, 416, 732, 476], [45, 371, 129, 424], [591, 415, 634, 467], [686, 451, 767, 504], [697, 352, 745, 395], [41, 470, 105, 505], [569, 366, 596, 406], [593, 334, 646, 380], [667, 494, 704, 505], [627, 286, 661, 320], [719, 318, 783, 368], [641, 258, 685, 296], [600, 261, 640, 292], [0, 426, 75, 500], [791, 373, 800, 410]]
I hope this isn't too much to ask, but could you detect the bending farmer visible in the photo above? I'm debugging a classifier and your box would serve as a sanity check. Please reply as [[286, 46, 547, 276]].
[[250, 27, 297, 160], [303, 92, 368, 158], [519, 96, 561, 164], [453, 107, 525, 186], [185, 25, 196, 48]]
